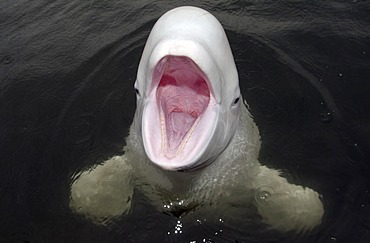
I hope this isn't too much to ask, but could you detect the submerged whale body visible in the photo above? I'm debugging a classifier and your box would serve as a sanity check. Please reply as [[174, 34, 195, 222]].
[[70, 6, 324, 233]]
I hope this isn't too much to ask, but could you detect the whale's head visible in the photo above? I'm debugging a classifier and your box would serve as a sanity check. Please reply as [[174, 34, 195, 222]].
[[134, 6, 240, 171]]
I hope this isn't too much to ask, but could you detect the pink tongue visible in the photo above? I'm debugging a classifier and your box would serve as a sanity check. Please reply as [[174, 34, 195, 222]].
[[169, 112, 196, 149]]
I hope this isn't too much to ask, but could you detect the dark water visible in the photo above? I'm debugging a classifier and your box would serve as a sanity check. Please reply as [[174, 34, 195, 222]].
[[1, 0, 370, 242]]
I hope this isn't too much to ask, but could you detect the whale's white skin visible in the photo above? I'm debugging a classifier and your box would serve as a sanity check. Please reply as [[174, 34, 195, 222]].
[[70, 6, 324, 233]]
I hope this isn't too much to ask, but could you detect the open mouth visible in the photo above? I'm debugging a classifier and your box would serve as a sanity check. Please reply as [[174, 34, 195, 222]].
[[155, 56, 210, 158]]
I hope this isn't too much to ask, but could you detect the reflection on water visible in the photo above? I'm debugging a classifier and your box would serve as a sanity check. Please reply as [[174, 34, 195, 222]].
[[1, 0, 369, 242]]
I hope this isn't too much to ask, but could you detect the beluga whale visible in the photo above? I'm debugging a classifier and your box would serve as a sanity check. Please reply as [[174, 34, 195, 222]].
[[70, 6, 324, 233]]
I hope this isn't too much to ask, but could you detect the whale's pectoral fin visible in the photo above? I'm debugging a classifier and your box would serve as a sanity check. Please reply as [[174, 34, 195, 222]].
[[252, 165, 324, 233], [69, 155, 133, 225]]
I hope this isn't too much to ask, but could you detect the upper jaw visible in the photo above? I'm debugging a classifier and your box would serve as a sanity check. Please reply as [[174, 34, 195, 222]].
[[145, 39, 222, 103]]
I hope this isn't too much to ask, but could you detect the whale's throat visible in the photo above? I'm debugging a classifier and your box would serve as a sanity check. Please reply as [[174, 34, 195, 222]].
[[155, 56, 210, 158]]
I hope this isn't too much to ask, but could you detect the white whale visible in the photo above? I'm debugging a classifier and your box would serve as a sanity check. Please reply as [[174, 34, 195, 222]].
[[70, 6, 324, 233]]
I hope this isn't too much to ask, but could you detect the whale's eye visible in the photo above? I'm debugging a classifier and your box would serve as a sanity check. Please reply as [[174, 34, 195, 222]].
[[134, 88, 140, 96], [233, 97, 240, 105]]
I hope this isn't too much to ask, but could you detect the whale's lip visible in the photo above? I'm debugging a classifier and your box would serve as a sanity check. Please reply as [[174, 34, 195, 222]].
[[142, 54, 219, 171]]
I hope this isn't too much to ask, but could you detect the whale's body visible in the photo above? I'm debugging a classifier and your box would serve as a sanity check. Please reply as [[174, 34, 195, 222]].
[[70, 6, 324, 233]]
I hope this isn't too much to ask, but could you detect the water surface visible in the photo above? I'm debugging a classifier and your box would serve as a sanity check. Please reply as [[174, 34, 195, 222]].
[[1, 0, 370, 242]]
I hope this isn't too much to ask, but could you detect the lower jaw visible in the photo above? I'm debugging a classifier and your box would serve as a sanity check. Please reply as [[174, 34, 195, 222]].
[[160, 113, 201, 159]]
